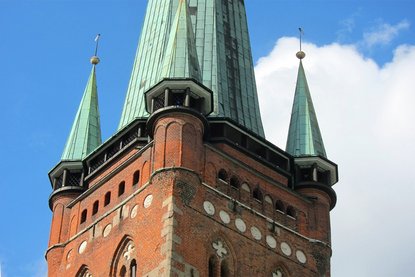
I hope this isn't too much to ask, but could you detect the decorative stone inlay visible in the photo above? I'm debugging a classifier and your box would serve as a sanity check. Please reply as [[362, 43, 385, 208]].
[[219, 210, 230, 224], [103, 224, 112, 238], [235, 218, 246, 233], [273, 269, 283, 277], [296, 250, 307, 264], [266, 235, 277, 249], [212, 240, 228, 257], [131, 205, 138, 218], [241, 183, 250, 192], [123, 243, 135, 261], [78, 241, 87, 254], [280, 242, 292, 256], [66, 249, 72, 261], [250, 226, 262, 240], [264, 195, 273, 204], [203, 201, 215, 215], [144, 194, 153, 208]]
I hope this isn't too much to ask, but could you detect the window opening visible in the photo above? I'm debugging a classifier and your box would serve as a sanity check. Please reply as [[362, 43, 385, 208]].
[[130, 259, 137, 277], [133, 171, 140, 186], [218, 169, 228, 182], [92, 201, 99, 215], [104, 191, 111, 206], [118, 181, 126, 196], [253, 187, 263, 202], [80, 209, 87, 224]]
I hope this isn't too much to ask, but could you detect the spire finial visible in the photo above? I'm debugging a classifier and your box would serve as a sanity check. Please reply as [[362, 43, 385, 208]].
[[90, 34, 101, 65], [296, 28, 306, 60]]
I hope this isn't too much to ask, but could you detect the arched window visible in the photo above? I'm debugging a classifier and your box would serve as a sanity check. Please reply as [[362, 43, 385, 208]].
[[220, 260, 229, 277], [92, 201, 99, 215], [130, 259, 137, 277], [208, 256, 217, 277], [76, 265, 92, 277], [118, 181, 126, 197], [275, 200, 285, 213], [287, 206, 296, 218], [229, 176, 240, 189], [218, 169, 228, 182], [120, 265, 126, 277], [104, 191, 111, 206], [253, 187, 263, 202], [80, 209, 87, 224], [132, 171, 140, 186]]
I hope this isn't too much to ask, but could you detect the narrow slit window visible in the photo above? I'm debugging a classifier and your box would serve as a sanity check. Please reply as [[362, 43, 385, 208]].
[[104, 191, 111, 206], [118, 181, 126, 196], [92, 201, 99, 215], [80, 209, 87, 224], [133, 171, 140, 186]]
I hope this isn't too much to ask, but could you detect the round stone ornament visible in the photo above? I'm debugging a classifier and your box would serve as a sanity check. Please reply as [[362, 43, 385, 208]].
[[78, 241, 87, 254], [280, 242, 292, 256], [266, 235, 277, 249], [144, 194, 153, 208], [219, 210, 230, 224], [203, 201, 215, 215], [235, 218, 247, 233], [296, 250, 307, 264], [103, 224, 112, 238], [130, 205, 138, 218], [250, 226, 262, 240]]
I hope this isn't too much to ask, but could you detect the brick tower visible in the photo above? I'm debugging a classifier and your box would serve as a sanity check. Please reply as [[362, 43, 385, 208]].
[[47, 1, 338, 277]]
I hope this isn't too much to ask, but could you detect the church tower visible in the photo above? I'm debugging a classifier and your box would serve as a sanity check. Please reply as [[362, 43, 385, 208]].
[[46, 1, 338, 276]]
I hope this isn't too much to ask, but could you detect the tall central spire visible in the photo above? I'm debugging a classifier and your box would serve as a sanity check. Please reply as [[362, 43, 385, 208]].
[[119, 0, 264, 137]]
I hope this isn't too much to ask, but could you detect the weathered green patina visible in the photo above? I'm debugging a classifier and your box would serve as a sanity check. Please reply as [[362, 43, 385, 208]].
[[119, 0, 264, 137], [286, 60, 326, 157], [61, 65, 102, 160]]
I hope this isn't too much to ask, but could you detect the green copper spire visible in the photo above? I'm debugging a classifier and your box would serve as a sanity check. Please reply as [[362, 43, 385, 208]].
[[61, 61, 102, 161], [160, 0, 201, 81], [286, 54, 326, 158], [119, 0, 264, 137]]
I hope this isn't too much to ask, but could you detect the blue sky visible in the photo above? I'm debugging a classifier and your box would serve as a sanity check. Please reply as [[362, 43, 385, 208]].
[[0, 1, 414, 276]]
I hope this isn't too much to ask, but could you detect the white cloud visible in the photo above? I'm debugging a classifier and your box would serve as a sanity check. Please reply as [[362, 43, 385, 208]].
[[255, 38, 415, 277], [363, 20, 410, 47]]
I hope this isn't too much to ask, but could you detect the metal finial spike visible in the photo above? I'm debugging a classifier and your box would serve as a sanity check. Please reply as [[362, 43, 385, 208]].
[[296, 28, 306, 59], [91, 34, 101, 65]]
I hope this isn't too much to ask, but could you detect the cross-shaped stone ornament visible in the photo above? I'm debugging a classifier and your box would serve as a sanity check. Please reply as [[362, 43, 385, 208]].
[[272, 269, 283, 277], [212, 240, 227, 257], [123, 244, 135, 261]]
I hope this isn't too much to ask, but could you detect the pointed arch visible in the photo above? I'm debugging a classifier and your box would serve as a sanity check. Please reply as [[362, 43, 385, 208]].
[[206, 232, 237, 277], [76, 265, 93, 277], [110, 235, 137, 277], [271, 263, 290, 277]]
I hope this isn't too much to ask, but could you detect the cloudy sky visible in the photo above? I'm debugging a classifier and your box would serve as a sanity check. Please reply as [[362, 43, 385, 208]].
[[0, 0, 414, 276]]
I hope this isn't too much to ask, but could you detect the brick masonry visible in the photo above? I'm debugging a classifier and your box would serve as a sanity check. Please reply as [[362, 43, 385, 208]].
[[47, 110, 333, 276]]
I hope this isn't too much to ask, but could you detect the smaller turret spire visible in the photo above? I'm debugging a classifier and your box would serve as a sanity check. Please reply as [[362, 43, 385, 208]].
[[61, 39, 102, 161], [160, 0, 202, 81], [286, 49, 326, 158]]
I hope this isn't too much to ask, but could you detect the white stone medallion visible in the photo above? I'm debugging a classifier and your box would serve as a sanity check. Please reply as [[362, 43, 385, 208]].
[[296, 250, 307, 264], [266, 235, 277, 249], [280, 242, 292, 256], [235, 218, 247, 233], [130, 204, 138, 218], [143, 194, 153, 208], [103, 224, 112, 238], [203, 201, 215, 215], [219, 210, 231, 224], [250, 226, 262, 241], [78, 240, 87, 254]]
